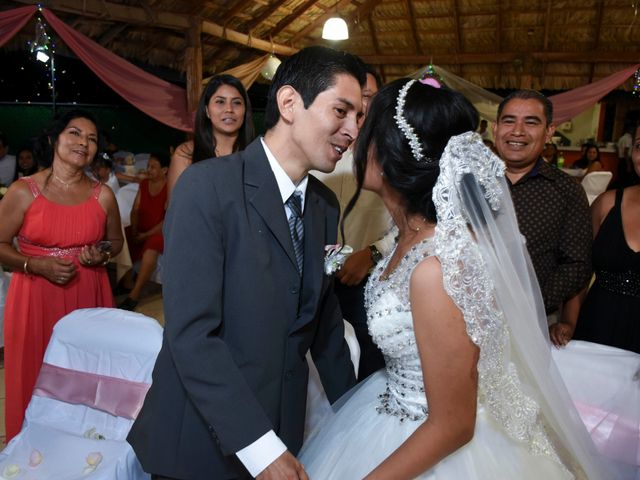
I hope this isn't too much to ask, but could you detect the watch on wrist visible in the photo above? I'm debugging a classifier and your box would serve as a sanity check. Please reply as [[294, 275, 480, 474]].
[[369, 244, 383, 264]]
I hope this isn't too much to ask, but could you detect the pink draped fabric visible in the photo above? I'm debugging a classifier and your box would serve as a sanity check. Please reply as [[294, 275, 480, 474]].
[[0, 5, 36, 48], [42, 9, 193, 132], [550, 63, 640, 124], [33, 363, 151, 420], [1, 6, 638, 130], [574, 400, 640, 466]]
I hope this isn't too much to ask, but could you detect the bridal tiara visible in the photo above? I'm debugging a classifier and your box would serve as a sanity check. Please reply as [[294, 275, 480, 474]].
[[394, 79, 437, 163]]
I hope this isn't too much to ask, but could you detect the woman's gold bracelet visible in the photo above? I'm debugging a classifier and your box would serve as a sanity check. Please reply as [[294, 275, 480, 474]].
[[23, 256, 31, 275], [100, 251, 112, 266]]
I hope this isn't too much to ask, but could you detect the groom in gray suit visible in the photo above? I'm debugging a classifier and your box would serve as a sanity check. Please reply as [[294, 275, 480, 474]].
[[128, 46, 365, 479]]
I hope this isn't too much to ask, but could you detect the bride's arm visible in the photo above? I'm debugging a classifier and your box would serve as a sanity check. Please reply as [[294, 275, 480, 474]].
[[365, 256, 480, 480]]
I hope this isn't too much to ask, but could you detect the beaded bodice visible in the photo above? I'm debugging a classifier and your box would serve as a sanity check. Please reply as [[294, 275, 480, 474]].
[[365, 238, 434, 421]]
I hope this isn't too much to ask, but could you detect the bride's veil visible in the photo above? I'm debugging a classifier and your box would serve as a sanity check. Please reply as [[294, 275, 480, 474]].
[[433, 131, 609, 479]]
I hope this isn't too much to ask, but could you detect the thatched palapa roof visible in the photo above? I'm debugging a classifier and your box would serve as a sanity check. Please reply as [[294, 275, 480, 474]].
[[2, 0, 639, 92]]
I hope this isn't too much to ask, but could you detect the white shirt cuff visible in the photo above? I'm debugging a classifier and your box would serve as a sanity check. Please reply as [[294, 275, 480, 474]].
[[235, 430, 288, 477], [374, 225, 398, 258]]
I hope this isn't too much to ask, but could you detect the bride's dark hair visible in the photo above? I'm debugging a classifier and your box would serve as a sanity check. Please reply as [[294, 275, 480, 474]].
[[345, 79, 478, 231]]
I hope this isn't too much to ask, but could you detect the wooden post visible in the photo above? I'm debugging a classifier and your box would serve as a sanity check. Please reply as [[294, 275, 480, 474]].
[[185, 17, 203, 117]]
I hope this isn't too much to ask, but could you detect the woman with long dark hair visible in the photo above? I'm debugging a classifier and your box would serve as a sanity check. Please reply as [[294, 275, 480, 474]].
[[299, 79, 611, 479], [12, 142, 39, 180], [167, 74, 255, 195], [0, 109, 123, 440]]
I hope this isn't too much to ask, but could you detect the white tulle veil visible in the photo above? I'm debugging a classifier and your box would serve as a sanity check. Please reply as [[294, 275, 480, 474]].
[[433, 131, 610, 479]]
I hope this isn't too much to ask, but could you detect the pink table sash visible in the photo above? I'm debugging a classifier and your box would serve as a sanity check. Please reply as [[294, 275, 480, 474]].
[[33, 363, 150, 420]]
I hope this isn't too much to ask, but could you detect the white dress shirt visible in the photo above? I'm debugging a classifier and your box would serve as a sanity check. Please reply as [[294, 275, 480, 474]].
[[312, 149, 393, 255]]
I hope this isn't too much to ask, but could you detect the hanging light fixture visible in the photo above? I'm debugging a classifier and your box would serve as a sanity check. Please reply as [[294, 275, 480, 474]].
[[322, 1, 349, 41], [260, 54, 282, 81], [31, 16, 50, 63], [29, 8, 57, 115]]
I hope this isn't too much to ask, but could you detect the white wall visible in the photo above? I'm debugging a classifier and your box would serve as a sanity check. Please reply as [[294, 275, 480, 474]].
[[555, 103, 601, 146]]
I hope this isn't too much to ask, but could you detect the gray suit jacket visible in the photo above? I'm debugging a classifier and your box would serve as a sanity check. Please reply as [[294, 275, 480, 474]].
[[128, 138, 356, 479]]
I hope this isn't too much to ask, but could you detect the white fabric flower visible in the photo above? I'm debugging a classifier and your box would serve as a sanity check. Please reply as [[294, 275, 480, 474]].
[[324, 244, 353, 275]]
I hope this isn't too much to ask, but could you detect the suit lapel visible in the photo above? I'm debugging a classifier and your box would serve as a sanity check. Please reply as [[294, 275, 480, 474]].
[[244, 140, 299, 272]]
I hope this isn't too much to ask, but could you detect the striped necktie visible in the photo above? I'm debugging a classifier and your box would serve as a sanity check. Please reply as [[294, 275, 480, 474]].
[[286, 191, 304, 274]]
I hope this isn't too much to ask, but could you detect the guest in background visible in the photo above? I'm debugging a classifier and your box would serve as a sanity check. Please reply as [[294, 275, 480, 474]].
[[570, 126, 640, 353], [493, 90, 592, 319], [168, 74, 255, 195], [572, 143, 603, 173], [13, 143, 39, 180], [0, 109, 123, 440], [91, 153, 120, 194], [118, 152, 169, 311], [477, 118, 491, 141], [0, 132, 16, 186], [542, 142, 559, 166], [313, 63, 392, 380], [483, 138, 498, 155]]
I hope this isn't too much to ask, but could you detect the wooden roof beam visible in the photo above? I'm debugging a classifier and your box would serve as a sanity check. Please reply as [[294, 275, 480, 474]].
[[358, 51, 640, 65], [354, 0, 384, 19], [541, 0, 552, 87], [367, 14, 380, 55], [589, 0, 605, 83], [11, 0, 298, 56], [452, 0, 462, 53], [268, 0, 323, 38], [496, 1, 502, 86], [404, 0, 423, 54], [242, 0, 289, 33], [98, 23, 129, 46], [215, 0, 248, 23], [201, 21, 297, 56]]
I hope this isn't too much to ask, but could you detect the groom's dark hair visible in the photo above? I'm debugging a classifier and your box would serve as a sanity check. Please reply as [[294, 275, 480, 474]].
[[263, 46, 366, 130]]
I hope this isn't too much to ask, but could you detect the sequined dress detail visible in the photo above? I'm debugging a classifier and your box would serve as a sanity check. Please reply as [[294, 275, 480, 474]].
[[365, 239, 432, 422], [299, 236, 572, 479]]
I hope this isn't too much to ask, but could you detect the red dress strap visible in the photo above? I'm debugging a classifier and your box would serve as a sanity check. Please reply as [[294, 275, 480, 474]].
[[20, 176, 41, 198], [92, 180, 102, 199]]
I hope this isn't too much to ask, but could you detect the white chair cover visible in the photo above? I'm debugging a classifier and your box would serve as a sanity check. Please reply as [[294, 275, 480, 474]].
[[581, 171, 613, 205], [133, 154, 150, 172], [0, 308, 163, 479], [115, 183, 140, 228]]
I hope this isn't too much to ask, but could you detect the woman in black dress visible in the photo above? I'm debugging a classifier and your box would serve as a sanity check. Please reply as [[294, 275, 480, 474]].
[[573, 126, 640, 353]]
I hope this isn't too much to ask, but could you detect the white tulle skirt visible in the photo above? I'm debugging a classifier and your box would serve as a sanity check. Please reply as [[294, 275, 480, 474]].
[[299, 370, 572, 480]]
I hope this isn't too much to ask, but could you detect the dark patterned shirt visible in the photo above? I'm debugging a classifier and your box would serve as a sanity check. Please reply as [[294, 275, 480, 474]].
[[508, 158, 592, 314]]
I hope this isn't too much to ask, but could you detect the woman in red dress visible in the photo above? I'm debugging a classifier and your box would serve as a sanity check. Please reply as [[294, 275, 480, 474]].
[[0, 110, 123, 440], [118, 152, 169, 310]]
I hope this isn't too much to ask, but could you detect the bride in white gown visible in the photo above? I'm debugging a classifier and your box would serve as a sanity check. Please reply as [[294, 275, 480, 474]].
[[299, 79, 616, 479]]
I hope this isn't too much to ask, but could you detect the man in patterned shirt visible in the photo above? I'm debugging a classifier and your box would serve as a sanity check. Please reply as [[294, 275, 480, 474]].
[[493, 90, 592, 318]]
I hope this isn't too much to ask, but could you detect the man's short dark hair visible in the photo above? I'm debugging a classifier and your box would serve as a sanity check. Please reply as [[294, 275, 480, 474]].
[[362, 62, 383, 90], [0, 131, 7, 148], [263, 46, 366, 131], [497, 90, 553, 125]]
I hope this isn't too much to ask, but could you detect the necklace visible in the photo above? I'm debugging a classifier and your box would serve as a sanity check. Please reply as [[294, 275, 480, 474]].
[[52, 171, 81, 190]]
